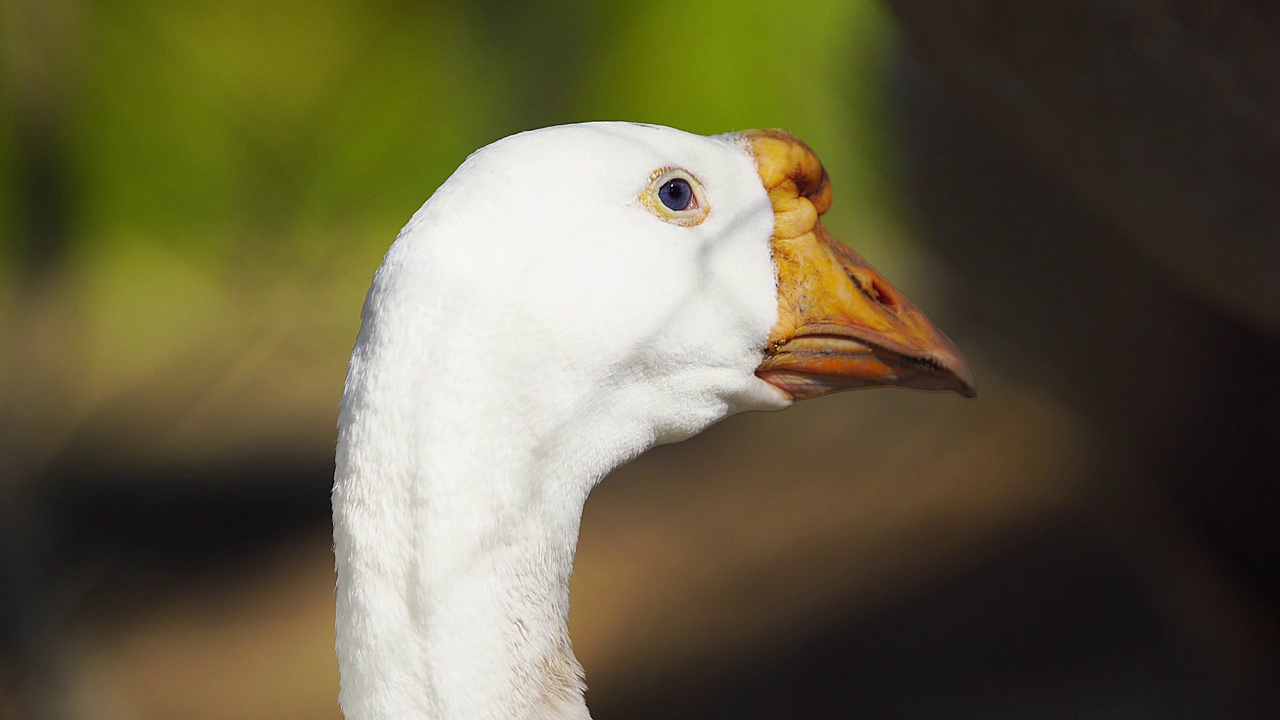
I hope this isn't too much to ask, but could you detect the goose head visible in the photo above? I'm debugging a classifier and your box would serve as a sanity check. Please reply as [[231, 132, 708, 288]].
[[334, 122, 974, 720], [348, 123, 972, 466]]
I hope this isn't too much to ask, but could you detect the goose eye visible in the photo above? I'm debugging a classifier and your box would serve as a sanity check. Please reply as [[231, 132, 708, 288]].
[[658, 178, 694, 211], [640, 168, 709, 227]]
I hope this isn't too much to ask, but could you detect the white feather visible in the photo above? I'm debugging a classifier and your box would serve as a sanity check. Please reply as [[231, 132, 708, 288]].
[[333, 123, 791, 720]]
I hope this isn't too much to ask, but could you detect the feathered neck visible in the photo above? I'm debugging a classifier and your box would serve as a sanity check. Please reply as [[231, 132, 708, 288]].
[[333, 409, 595, 720], [333, 362, 604, 718], [331, 245, 673, 720]]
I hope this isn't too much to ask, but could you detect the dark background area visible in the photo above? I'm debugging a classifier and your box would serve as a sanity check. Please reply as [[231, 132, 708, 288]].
[[1, 1, 1276, 718]]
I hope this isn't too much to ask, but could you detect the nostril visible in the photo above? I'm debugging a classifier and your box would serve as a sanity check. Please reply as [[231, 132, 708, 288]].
[[850, 270, 901, 312], [872, 278, 899, 312]]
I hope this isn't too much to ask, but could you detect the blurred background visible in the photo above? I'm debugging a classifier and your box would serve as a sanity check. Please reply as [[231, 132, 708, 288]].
[[2, 0, 1277, 718]]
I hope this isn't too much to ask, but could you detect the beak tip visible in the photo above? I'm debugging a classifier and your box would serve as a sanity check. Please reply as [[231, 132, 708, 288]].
[[944, 355, 978, 399], [952, 362, 977, 398]]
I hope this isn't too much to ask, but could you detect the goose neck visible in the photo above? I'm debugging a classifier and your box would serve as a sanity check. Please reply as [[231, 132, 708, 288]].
[[333, 400, 598, 719]]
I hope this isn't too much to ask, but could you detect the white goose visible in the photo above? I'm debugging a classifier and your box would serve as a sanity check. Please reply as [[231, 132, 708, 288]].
[[333, 122, 974, 720]]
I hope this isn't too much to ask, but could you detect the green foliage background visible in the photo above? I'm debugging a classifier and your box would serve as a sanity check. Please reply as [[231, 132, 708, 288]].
[[2, 0, 912, 467]]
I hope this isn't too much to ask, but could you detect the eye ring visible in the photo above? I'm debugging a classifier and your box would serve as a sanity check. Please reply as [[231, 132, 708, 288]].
[[640, 167, 710, 227]]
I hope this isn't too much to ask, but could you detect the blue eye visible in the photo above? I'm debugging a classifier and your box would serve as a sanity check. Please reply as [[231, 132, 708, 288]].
[[657, 177, 694, 211]]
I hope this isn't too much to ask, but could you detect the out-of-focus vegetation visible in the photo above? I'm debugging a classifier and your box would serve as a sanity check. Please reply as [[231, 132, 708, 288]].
[[2, 0, 911, 474]]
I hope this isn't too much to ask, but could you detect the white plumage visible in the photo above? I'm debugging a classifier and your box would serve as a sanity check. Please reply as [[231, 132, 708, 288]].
[[333, 122, 972, 720]]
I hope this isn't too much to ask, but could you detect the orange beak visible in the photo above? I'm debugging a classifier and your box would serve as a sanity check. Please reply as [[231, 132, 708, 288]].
[[743, 130, 976, 401]]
